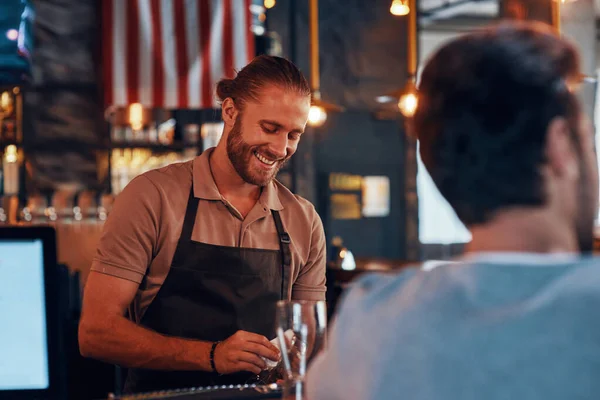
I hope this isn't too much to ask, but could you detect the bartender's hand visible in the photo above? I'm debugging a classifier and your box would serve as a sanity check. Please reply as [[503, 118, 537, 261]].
[[213, 330, 280, 375]]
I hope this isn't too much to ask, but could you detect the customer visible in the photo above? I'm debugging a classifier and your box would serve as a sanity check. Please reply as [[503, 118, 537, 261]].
[[307, 21, 600, 400]]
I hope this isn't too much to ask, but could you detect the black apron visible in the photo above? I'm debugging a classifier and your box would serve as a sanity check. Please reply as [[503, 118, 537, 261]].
[[124, 187, 292, 393]]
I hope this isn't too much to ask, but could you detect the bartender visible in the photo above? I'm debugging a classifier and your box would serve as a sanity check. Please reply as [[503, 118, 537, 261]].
[[78, 55, 327, 393]]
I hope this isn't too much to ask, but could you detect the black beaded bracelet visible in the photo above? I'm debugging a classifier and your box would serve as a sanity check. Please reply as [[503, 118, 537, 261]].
[[210, 341, 220, 374]]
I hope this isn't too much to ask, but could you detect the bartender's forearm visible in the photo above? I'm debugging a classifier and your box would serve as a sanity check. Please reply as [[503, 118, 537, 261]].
[[79, 314, 213, 371]]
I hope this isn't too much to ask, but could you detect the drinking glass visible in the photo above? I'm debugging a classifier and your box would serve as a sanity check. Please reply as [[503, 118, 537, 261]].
[[275, 300, 327, 399]]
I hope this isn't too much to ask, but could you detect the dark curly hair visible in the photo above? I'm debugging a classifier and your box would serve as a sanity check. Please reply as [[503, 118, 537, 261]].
[[414, 21, 582, 226]]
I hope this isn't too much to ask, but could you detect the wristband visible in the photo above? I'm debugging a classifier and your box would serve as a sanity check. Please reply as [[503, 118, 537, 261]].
[[210, 341, 220, 374]]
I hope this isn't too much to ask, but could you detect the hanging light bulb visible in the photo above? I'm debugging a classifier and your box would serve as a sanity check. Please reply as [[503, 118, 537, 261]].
[[398, 92, 418, 117], [128, 103, 144, 131], [6, 29, 18, 41], [398, 80, 418, 118], [308, 105, 327, 127], [398, 92, 418, 118], [306, 0, 343, 128], [264, 0, 276, 9], [390, 0, 410, 16]]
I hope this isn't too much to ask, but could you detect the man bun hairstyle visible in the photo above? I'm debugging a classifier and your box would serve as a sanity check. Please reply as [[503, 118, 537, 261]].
[[216, 55, 311, 109]]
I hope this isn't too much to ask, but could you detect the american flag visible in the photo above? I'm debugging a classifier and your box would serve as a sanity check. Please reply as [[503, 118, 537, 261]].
[[102, 0, 255, 109]]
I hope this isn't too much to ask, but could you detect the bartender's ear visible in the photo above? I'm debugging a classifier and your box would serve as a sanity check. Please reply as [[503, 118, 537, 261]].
[[221, 97, 239, 127]]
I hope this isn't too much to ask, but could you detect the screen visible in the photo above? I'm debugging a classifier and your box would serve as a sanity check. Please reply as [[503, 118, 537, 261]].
[[0, 239, 49, 390]]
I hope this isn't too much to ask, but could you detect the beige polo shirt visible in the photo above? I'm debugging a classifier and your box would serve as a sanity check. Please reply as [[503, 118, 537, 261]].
[[91, 148, 327, 323]]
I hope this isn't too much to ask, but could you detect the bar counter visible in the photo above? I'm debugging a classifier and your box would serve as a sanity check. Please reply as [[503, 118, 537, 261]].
[[109, 383, 282, 399]]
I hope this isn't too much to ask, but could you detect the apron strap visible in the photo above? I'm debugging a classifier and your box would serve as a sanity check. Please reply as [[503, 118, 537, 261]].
[[271, 210, 291, 267], [181, 188, 200, 240], [171, 187, 199, 267], [271, 210, 291, 299]]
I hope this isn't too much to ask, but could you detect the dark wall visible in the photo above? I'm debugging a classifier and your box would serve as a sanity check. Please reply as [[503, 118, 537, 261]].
[[314, 112, 405, 259], [268, 0, 408, 111], [268, 0, 409, 260], [25, 0, 104, 192]]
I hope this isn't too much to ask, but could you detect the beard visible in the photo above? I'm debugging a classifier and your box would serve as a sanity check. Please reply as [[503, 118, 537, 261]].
[[226, 117, 288, 187]]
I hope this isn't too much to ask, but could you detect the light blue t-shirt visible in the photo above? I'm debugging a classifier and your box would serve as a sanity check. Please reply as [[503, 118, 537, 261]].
[[307, 254, 600, 400]]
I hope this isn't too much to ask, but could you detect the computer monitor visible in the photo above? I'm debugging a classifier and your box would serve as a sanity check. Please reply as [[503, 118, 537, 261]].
[[0, 226, 60, 399]]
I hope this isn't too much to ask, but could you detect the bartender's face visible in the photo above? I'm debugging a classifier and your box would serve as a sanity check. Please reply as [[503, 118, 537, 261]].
[[227, 85, 311, 186]]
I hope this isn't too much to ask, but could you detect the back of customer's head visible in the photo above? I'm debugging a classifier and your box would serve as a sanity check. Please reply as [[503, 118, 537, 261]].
[[414, 21, 598, 253]]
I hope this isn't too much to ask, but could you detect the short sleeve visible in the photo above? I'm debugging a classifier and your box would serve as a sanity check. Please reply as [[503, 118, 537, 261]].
[[291, 208, 327, 301], [90, 175, 162, 283]]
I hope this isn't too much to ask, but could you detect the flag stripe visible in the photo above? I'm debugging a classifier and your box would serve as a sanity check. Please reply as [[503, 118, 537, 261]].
[[245, 0, 254, 63], [173, 0, 189, 109], [185, 0, 201, 108], [126, 0, 140, 104], [160, 0, 178, 108], [200, 0, 212, 108], [210, 0, 224, 108], [138, 0, 154, 108], [103, 0, 255, 109], [232, 0, 248, 72], [223, 0, 234, 78], [150, 0, 165, 108], [113, 0, 127, 106]]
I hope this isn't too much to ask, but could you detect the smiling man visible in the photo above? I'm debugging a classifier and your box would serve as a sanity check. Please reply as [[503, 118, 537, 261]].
[[78, 56, 326, 393]]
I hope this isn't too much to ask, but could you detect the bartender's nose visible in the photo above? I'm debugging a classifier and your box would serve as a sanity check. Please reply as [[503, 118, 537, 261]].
[[269, 137, 288, 159]]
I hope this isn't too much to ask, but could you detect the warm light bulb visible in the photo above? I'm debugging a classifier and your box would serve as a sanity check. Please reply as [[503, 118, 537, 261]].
[[6, 29, 18, 41], [390, 0, 410, 16], [129, 103, 144, 131], [5, 145, 18, 163], [252, 25, 266, 36], [0, 91, 12, 112], [398, 92, 418, 117], [308, 105, 327, 127], [264, 0, 276, 9]]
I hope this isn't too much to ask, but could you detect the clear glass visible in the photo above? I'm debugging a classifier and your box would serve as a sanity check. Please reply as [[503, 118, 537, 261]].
[[275, 300, 327, 399]]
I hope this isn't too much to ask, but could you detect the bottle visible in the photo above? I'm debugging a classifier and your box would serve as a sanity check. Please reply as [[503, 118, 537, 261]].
[[0, 160, 4, 224], [0, 153, 4, 194], [184, 124, 200, 145], [330, 236, 356, 270], [111, 125, 125, 143], [3, 120, 15, 142], [148, 123, 158, 143], [3, 145, 19, 195]]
